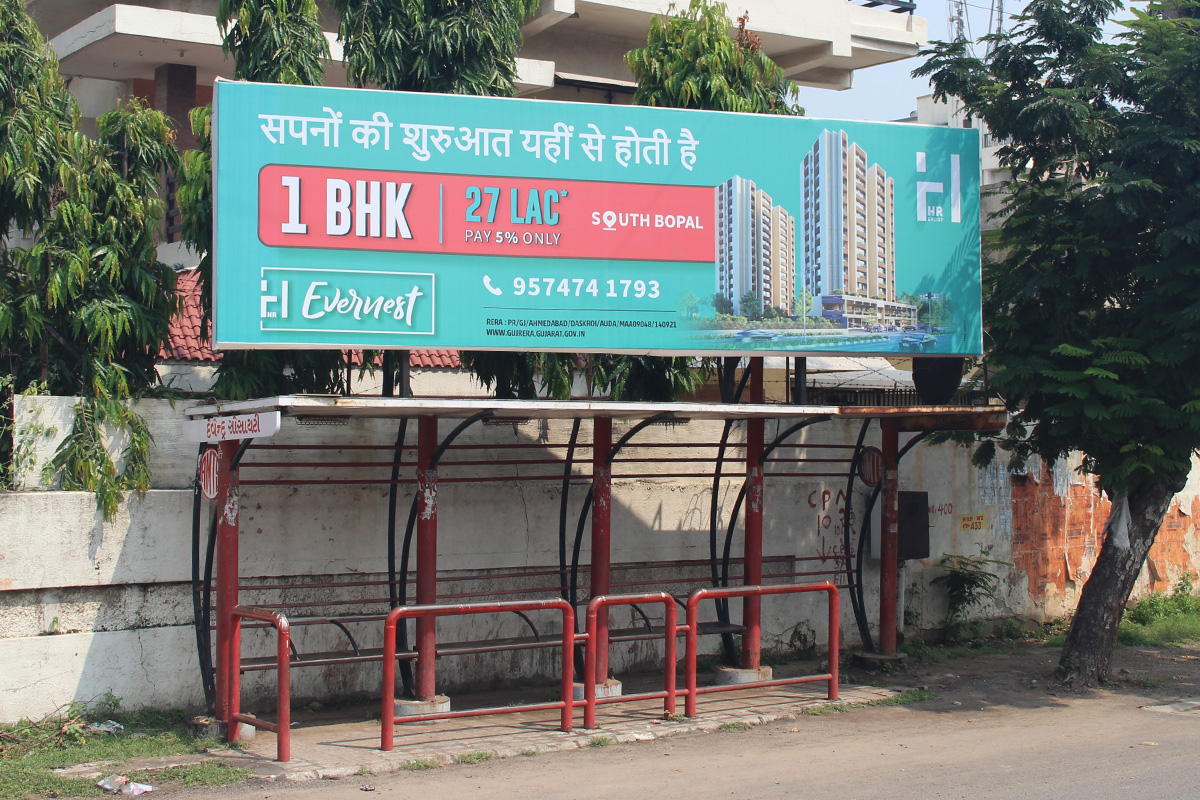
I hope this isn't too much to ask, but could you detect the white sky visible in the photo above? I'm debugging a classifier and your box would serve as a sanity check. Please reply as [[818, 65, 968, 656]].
[[800, 0, 1021, 122]]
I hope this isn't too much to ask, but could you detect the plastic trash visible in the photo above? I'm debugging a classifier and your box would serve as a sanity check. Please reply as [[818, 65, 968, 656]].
[[97, 775, 128, 793], [122, 782, 154, 796], [88, 721, 125, 735]]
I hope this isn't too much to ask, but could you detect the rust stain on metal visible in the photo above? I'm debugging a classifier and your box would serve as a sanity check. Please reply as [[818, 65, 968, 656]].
[[221, 487, 240, 526], [747, 466, 764, 512]]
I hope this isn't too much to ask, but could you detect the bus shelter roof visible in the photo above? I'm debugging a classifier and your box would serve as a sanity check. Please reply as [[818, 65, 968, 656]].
[[185, 396, 1006, 433]]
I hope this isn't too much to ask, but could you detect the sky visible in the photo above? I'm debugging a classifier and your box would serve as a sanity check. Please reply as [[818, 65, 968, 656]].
[[800, 0, 1019, 122]]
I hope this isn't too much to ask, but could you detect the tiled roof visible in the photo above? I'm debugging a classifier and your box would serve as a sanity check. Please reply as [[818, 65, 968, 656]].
[[162, 270, 461, 369], [161, 270, 216, 362]]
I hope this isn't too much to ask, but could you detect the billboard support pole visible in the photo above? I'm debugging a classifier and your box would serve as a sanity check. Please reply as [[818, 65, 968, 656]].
[[879, 419, 900, 655], [742, 359, 765, 670], [415, 415, 439, 700], [591, 416, 613, 683]]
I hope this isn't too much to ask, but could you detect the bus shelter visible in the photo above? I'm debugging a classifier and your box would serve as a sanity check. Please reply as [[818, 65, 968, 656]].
[[185, 384, 1004, 761]]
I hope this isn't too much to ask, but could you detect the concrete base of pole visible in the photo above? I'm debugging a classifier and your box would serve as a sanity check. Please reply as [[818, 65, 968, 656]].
[[572, 678, 622, 701], [714, 666, 773, 685], [394, 695, 451, 717]]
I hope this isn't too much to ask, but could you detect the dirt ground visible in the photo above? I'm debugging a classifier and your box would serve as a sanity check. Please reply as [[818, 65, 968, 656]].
[[178, 639, 1200, 800]]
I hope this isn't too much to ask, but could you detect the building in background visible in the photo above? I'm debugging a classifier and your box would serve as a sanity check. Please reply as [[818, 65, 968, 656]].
[[800, 129, 915, 328], [715, 176, 796, 317]]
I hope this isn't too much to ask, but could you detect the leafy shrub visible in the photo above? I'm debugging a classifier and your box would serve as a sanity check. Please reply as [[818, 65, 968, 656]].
[[1126, 573, 1200, 625]]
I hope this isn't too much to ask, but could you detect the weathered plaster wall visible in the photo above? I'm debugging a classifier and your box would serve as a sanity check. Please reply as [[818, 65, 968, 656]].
[[3, 396, 1198, 720]]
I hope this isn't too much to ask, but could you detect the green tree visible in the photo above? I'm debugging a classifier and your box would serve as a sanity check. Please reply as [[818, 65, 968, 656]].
[[330, 0, 542, 398], [1, 0, 179, 515], [625, 0, 800, 114], [916, 0, 1200, 684], [628, 0, 800, 402], [738, 290, 762, 321], [332, 0, 538, 96], [793, 287, 816, 317], [179, 0, 350, 400], [712, 292, 735, 316]]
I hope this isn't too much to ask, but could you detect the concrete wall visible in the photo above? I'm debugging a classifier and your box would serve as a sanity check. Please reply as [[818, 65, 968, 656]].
[[3, 396, 1198, 720]]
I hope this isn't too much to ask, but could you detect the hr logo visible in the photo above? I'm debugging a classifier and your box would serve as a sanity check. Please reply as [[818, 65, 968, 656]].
[[916, 151, 962, 223]]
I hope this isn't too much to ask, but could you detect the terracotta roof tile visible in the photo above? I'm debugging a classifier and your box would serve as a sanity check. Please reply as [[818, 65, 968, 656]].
[[162, 271, 460, 369]]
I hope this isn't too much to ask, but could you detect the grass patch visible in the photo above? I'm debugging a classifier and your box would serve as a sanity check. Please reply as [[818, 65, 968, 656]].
[[872, 689, 940, 706], [1112, 673, 1163, 689], [519, 749, 538, 757], [717, 722, 751, 732], [456, 752, 494, 765], [401, 758, 439, 771], [587, 736, 613, 748], [902, 637, 1025, 664], [1118, 614, 1200, 647], [0, 701, 241, 800], [801, 689, 939, 717], [127, 761, 251, 789]]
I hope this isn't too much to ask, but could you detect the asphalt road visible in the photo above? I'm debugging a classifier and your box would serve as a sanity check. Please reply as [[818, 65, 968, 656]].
[[195, 689, 1200, 800]]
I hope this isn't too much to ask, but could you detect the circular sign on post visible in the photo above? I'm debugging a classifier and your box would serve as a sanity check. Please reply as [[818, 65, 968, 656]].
[[857, 446, 885, 488], [199, 449, 220, 500]]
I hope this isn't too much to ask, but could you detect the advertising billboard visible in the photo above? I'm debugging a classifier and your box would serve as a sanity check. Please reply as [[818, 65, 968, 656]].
[[213, 80, 981, 356]]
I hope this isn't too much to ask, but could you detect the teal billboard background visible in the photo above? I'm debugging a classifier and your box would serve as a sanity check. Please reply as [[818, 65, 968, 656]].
[[214, 80, 982, 356]]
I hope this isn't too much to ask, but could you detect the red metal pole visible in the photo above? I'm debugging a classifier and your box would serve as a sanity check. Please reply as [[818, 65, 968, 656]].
[[584, 602, 599, 729], [559, 606, 575, 733], [214, 440, 239, 732], [663, 602, 678, 716], [684, 592, 701, 717], [743, 358, 765, 669], [275, 619, 291, 761], [591, 417, 612, 683], [415, 415, 439, 701], [381, 611, 398, 751], [826, 585, 840, 700], [879, 418, 900, 655]]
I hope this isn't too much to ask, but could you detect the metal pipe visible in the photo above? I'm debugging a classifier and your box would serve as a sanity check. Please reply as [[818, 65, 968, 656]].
[[583, 592, 677, 729], [559, 419, 581, 602], [385, 419, 413, 695], [415, 416, 438, 701], [214, 440, 239, 725], [845, 420, 874, 653], [381, 598, 575, 750], [879, 419, 900, 655], [229, 605, 291, 761], [684, 583, 839, 717], [591, 417, 613, 683]]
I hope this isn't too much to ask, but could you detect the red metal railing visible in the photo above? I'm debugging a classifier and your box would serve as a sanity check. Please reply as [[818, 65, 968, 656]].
[[380, 598, 576, 751], [583, 592, 679, 729], [228, 605, 291, 761], [684, 583, 839, 717]]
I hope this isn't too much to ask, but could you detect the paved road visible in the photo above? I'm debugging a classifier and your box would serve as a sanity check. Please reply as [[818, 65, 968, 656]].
[[198, 690, 1200, 800]]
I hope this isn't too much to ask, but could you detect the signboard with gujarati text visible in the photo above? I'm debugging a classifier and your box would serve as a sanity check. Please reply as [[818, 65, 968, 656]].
[[214, 81, 982, 356], [183, 411, 281, 443]]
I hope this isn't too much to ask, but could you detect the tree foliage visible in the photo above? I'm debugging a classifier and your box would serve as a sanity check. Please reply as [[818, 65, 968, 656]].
[[332, 0, 538, 95], [217, 0, 330, 85], [625, 0, 801, 115], [1, 0, 179, 514], [177, 0, 351, 400], [916, 0, 1200, 682], [917, 0, 1200, 490]]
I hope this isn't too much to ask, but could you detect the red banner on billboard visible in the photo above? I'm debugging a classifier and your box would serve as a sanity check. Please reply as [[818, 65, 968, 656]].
[[257, 165, 715, 262]]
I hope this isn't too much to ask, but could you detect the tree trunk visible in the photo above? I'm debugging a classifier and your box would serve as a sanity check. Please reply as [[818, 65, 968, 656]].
[[1057, 468, 1188, 685], [718, 356, 740, 403]]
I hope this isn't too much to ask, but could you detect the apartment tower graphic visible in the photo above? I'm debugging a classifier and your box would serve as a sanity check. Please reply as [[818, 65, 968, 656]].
[[801, 130, 915, 327], [714, 176, 796, 317]]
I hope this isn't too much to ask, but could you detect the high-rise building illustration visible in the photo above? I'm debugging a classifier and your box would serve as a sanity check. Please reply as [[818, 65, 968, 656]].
[[715, 177, 796, 316], [801, 130, 915, 328]]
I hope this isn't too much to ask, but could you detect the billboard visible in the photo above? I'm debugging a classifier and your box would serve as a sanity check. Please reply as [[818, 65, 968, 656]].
[[213, 81, 981, 356]]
